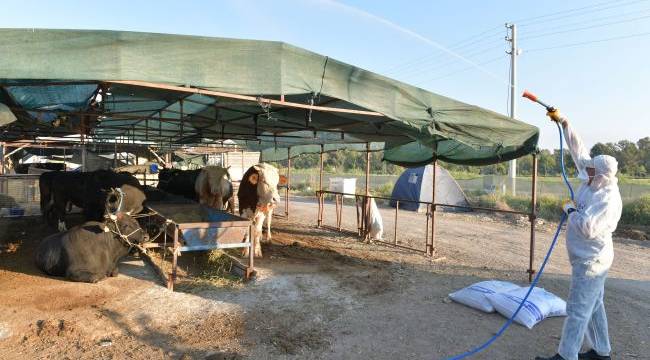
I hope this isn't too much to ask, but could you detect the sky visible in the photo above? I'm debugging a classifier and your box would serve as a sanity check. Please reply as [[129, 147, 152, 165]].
[[2, 0, 649, 150]]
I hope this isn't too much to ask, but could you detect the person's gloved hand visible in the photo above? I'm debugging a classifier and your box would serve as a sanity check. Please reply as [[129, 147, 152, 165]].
[[546, 109, 567, 127], [562, 200, 577, 215]]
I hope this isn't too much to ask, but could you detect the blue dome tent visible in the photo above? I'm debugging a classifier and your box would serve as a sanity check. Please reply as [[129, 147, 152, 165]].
[[390, 165, 470, 212]]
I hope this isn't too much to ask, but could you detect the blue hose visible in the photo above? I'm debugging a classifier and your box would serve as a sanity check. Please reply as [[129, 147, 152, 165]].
[[445, 122, 574, 360]]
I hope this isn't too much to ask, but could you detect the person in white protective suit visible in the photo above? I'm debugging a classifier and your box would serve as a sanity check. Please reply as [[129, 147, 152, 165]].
[[536, 111, 622, 360]]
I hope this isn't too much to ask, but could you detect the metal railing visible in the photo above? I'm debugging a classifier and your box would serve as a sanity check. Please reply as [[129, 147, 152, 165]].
[[316, 189, 538, 276]]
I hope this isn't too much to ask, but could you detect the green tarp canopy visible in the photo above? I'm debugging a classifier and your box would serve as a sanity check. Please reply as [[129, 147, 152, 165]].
[[0, 28, 538, 166]]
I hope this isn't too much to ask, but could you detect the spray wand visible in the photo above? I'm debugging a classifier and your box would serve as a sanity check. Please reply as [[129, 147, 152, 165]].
[[522, 90, 556, 112]]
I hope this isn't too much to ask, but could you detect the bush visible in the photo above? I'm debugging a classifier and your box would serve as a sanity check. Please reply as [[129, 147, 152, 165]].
[[372, 183, 393, 198], [474, 193, 511, 211], [621, 195, 650, 225], [472, 193, 563, 221], [536, 196, 563, 221]]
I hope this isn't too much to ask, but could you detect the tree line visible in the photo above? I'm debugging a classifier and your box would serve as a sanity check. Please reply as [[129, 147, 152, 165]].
[[287, 136, 650, 178]]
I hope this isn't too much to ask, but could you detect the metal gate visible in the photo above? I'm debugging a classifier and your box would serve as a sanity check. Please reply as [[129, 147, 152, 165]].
[[0, 174, 40, 217]]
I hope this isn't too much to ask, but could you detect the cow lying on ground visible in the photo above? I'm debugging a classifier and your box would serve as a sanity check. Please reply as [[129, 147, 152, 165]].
[[35, 210, 145, 283], [158, 166, 233, 211], [40, 170, 146, 231], [237, 163, 282, 257]]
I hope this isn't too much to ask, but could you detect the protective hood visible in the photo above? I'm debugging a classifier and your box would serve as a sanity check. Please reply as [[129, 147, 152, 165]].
[[590, 155, 618, 190]]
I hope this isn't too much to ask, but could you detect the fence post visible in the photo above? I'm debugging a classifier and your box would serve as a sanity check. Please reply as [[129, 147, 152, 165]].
[[528, 153, 538, 282]]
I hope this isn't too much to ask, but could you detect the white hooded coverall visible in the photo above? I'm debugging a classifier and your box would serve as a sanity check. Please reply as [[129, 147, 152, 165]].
[[557, 121, 622, 360]]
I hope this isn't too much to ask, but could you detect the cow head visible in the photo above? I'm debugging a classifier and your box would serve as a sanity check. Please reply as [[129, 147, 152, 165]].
[[107, 212, 146, 246], [199, 166, 232, 209], [247, 163, 281, 211], [104, 188, 123, 215]]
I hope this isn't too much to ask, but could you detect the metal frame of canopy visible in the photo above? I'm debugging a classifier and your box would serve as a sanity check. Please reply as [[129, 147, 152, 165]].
[[0, 27, 542, 281], [0, 78, 542, 283]]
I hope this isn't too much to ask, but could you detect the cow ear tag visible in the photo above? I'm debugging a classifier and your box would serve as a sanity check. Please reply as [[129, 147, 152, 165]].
[[278, 175, 288, 187], [249, 173, 259, 185]]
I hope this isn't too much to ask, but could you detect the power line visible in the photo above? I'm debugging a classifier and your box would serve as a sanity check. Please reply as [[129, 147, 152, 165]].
[[381, 25, 503, 74], [525, 30, 650, 52], [413, 55, 505, 86], [515, 0, 647, 25], [521, 5, 650, 31], [389, 41, 504, 80], [520, 13, 650, 41]]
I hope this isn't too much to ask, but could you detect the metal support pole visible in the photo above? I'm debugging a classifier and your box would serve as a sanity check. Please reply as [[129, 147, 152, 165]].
[[113, 142, 117, 168], [528, 153, 538, 282], [430, 159, 437, 256], [507, 23, 519, 196], [365, 143, 370, 196], [286, 147, 291, 217], [81, 142, 87, 172], [317, 145, 324, 227], [169, 226, 179, 291], [247, 225, 254, 278], [0, 143, 5, 175], [364, 143, 371, 241], [394, 200, 399, 245]]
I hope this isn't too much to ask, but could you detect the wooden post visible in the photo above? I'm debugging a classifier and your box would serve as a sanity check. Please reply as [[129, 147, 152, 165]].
[[528, 153, 538, 282]]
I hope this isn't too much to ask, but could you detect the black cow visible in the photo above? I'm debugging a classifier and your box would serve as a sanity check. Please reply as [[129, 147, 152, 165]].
[[35, 212, 145, 283], [157, 168, 201, 201], [41, 170, 145, 231], [39, 170, 59, 216], [47, 171, 88, 229]]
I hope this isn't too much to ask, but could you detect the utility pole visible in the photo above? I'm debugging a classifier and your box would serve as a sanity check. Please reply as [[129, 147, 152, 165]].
[[506, 23, 519, 196]]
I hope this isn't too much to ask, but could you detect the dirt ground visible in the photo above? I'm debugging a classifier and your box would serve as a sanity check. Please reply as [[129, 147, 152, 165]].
[[1, 199, 649, 360]]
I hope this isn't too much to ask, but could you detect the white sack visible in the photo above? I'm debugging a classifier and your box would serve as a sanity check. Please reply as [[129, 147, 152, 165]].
[[487, 287, 567, 329], [368, 198, 383, 240], [449, 280, 520, 313]]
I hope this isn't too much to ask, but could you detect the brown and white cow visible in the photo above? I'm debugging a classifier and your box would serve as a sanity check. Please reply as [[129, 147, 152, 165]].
[[158, 166, 233, 211], [237, 163, 283, 257]]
